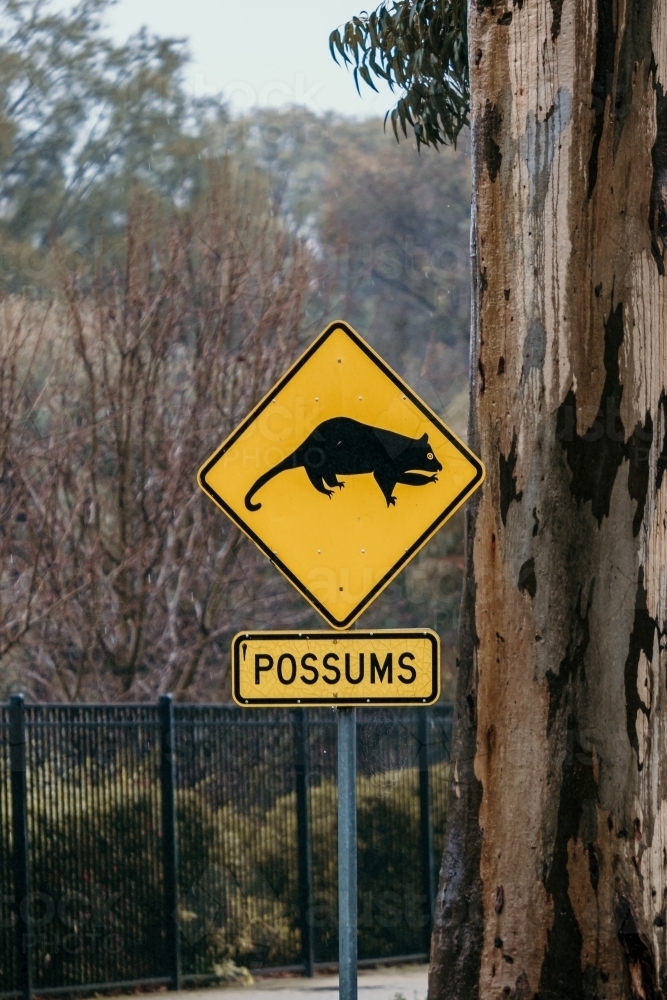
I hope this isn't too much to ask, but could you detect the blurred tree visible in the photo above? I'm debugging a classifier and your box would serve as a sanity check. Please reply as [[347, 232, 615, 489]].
[[316, 132, 470, 394], [208, 108, 471, 405], [0, 0, 224, 287], [0, 165, 315, 703]]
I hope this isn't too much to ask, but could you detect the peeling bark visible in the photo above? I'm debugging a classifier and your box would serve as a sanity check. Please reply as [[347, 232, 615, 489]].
[[431, 2, 667, 998]]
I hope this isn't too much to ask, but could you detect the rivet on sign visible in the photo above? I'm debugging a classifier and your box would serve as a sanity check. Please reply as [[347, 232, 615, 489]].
[[245, 634, 249, 638], [315, 397, 319, 402], [423, 699, 426, 702], [367, 699, 370, 702], [370, 632, 373, 636], [299, 633, 302, 637], [402, 395, 406, 399], [318, 549, 321, 554], [361, 548, 365, 553], [245, 700, 248, 704], [297, 700, 301, 703], [358, 396, 363, 400]]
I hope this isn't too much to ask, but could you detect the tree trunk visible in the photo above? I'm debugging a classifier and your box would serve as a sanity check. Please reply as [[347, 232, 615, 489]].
[[430, 3, 667, 998]]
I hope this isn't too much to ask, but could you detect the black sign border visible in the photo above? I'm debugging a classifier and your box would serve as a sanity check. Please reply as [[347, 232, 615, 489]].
[[231, 629, 440, 707], [199, 321, 484, 629]]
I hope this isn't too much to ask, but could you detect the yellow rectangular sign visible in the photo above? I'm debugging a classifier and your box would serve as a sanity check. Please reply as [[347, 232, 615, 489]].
[[232, 629, 439, 707]]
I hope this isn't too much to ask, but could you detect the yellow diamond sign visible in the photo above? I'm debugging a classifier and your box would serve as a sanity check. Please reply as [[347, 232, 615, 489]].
[[198, 321, 484, 629]]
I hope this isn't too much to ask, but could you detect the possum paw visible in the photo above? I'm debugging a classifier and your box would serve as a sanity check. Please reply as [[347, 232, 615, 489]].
[[387, 496, 397, 506]]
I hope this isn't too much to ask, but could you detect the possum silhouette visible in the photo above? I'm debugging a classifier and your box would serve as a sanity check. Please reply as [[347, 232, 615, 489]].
[[244, 416, 442, 511]]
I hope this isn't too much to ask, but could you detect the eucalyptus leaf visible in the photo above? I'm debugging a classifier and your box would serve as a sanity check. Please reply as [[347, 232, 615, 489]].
[[331, 0, 469, 149]]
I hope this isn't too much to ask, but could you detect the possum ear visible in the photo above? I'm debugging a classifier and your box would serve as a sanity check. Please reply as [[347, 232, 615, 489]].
[[420, 433, 428, 443]]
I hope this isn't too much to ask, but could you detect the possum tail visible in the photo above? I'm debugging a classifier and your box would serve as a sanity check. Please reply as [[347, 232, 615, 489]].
[[245, 454, 298, 511]]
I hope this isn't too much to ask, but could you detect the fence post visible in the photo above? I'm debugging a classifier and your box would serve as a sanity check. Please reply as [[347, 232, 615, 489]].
[[159, 695, 180, 991], [293, 710, 315, 977], [418, 708, 435, 954], [9, 694, 32, 1000]]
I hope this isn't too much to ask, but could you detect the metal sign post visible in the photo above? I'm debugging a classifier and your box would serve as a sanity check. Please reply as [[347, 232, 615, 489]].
[[197, 318, 485, 991], [338, 707, 357, 1000]]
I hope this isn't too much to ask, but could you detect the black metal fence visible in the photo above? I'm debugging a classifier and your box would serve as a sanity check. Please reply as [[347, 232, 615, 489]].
[[0, 697, 452, 998]]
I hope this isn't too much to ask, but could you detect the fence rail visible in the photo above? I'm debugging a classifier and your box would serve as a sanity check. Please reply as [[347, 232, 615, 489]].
[[0, 698, 452, 999]]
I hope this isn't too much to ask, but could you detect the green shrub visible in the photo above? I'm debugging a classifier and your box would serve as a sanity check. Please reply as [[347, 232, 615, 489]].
[[0, 755, 449, 989]]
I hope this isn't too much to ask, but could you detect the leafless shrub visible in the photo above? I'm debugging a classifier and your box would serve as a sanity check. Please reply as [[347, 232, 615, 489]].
[[0, 161, 317, 701]]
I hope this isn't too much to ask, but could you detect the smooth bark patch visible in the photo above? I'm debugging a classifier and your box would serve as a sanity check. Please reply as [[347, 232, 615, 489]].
[[623, 567, 657, 766], [538, 722, 598, 999], [586, 844, 600, 890], [499, 431, 523, 525], [524, 89, 572, 218], [546, 582, 593, 735], [656, 392, 667, 489], [614, 895, 661, 1000], [549, 0, 564, 41], [649, 83, 667, 272], [518, 557, 536, 598], [556, 302, 625, 525], [627, 414, 653, 536], [511, 972, 531, 999], [589, 0, 654, 198], [614, 0, 654, 155], [482, 101, 503, 183], [521, 319, 546, 380], [588, 0, 616, 198]]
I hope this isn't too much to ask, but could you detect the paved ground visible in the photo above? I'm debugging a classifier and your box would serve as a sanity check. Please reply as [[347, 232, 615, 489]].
[[151, 965, 428, 1000]]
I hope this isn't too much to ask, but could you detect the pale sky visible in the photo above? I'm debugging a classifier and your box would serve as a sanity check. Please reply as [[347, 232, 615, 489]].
[[102, 0, 394, 119]]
